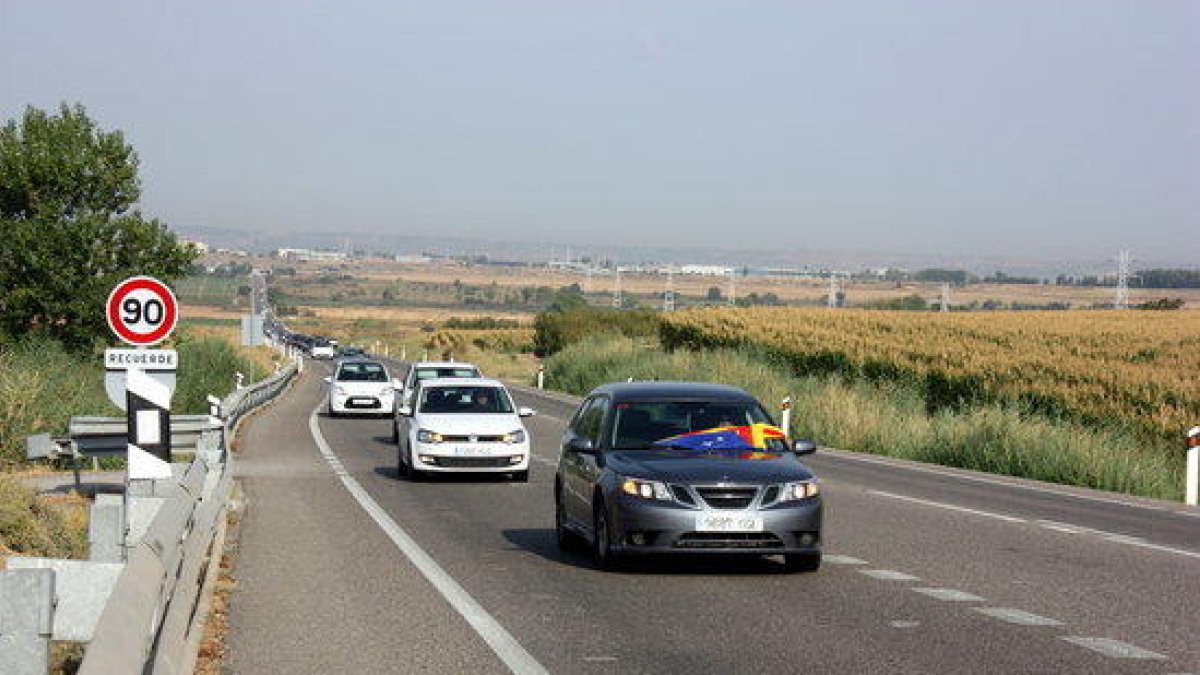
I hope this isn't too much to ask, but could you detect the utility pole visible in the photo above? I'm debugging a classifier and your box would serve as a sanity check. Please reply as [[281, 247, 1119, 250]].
[[727, 269, 737, 307], [827, 272, 840, 309], [1115, 250, 1132, 310], [613, 268, 623, 309], [940, 283, 951, 313]]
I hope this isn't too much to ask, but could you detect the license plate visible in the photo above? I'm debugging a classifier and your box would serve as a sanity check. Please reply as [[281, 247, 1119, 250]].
[[452, 446, 490, 457], [695, 513, 764, 532]]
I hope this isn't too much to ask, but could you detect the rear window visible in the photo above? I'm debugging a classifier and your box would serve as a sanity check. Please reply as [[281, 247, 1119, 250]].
[[414, 367, 479, 381], [336, 362, 388, 382]]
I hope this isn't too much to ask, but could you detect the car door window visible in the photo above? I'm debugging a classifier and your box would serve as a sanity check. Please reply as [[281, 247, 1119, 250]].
[[578, 396, 608, 445]]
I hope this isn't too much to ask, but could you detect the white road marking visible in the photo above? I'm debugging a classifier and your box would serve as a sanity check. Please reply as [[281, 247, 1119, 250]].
[[860, 569, 921, 581], [912, 588, 985, 602], [823, 450, 1177, 513], [582, 656, 618, 662], [309, 408, 549, 675], [869, 490, 1026, 523], [824, 555, 869, 565], [973, 607, 1063, 626], [1060, 637, 1168, 660], [1037, 520, 1200, 560], [888, 620, 920, 629]]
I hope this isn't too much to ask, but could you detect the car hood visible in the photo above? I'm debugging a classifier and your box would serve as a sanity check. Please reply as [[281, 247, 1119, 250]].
[[414, 413, 523, 435], [605, 449, 813, 484]]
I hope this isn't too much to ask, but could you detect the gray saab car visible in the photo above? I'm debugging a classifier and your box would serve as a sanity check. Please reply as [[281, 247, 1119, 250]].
[[554, 382, 822, 572]]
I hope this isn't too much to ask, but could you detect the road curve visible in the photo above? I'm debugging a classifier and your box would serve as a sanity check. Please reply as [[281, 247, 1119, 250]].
[[225, 359, 1199, 674]]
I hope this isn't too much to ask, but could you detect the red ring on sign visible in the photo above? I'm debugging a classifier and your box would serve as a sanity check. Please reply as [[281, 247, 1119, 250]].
[[106, 276, 178, 346]]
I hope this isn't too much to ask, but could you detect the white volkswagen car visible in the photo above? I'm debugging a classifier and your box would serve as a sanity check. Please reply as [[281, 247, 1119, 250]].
[[399, 361, 481, 406], [325, 359, 399, 417], [396, 378, 534, 481]]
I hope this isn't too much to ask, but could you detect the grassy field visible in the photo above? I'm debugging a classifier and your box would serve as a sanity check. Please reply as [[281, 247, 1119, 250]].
[[660, 307, 1200, 443], [543, 333, 1184, 500]]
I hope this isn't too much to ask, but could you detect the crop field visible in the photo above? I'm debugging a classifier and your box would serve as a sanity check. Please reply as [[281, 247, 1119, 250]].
[[660, 307, 1200, 441]]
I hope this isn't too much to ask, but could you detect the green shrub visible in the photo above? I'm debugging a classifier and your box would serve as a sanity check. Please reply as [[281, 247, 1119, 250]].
[[532, 308, 660, 356]]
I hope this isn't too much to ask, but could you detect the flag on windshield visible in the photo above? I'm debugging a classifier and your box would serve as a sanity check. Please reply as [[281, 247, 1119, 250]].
[[654, 423, 787, 451]]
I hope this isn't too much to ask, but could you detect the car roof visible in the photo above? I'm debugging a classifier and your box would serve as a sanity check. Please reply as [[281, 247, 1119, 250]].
[[408, 361, 480, 370], [418, 377, 505, 389], [587, 381, 758, 403]]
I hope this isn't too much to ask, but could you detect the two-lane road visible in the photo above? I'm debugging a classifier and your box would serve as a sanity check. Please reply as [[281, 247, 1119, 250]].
[[227, 360, 1199, 673]]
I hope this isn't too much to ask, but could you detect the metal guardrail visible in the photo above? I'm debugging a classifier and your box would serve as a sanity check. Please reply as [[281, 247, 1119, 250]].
[[2, 359, 299, 675]]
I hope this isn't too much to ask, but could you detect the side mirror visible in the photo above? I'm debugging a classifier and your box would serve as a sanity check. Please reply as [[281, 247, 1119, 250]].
[[397, 405, 413, 417], [322, 376, 332, 384], [518, 407, 536, 418], [566, 436, 596, 455], [793, 439, 818, 456]]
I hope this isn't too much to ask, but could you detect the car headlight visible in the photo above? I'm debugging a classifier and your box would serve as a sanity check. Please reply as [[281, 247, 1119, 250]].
[[621, 477, 672, 501], [417, 429, 443, 443], [502, 429, 526, 444], [781, 480, 820, 501]]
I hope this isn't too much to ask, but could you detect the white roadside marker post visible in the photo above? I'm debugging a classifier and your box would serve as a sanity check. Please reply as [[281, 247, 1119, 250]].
[[1187, 426, 1200, 506], [537, 364, 545, 390], [781, 397, 792, 438]]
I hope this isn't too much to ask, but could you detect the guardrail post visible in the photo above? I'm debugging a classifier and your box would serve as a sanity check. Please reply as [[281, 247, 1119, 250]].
[[780, 397, 792, 437], [536, 364, 545, 390], [0, 568, 55, 675], [1187, 426, 1199, 506]]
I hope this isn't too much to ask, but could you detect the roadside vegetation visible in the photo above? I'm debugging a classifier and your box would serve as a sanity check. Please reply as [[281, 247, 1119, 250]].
[[532, 308, 1191, 500]]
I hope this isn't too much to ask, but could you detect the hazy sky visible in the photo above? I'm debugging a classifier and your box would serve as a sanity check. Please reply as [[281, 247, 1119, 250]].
[[2, 1, 1197, 262]]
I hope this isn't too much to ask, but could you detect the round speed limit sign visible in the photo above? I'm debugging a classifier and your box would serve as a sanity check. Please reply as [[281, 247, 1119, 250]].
[[106, 276, 179, 346]]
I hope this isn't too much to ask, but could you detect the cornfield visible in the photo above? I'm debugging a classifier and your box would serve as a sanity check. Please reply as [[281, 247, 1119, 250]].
[[660, 308, 1200, 442], [423, 328, 535, 356]]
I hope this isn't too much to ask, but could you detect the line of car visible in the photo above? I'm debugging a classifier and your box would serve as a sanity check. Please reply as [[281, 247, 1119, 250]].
[[319, 353, 825, 573]]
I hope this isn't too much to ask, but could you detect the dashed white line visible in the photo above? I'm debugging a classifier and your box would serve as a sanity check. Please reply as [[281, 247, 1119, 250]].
[[912, 588, 985, 602], [310, 408, 549, 675], [973, 607, 1063, 626], [860, 569, 921, 581], [869, 490, 1026, 523], [1060, 637, 1168, 660], [824, 555, 869, 565], [888, 620, 920, 629]]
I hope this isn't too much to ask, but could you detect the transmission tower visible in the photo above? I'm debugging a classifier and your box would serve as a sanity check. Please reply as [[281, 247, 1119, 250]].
[[940, 283, 951, 313], [827, 272, 840, 309], [727, 270, 737, 307], [1115, 250, 1132, 310], [612, 269, 623, 309], [583, 266, 593, 294], [663, 269, 676, 312]]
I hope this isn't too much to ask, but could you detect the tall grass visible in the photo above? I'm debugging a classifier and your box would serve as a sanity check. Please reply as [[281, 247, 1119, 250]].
[[544, 334, 1181, 499]]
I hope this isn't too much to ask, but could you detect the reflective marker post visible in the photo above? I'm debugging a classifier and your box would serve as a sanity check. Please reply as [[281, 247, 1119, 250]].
[[537, 364, 545, 390], [1187, 426, 1199, 507], [780, 397, 792, 438]]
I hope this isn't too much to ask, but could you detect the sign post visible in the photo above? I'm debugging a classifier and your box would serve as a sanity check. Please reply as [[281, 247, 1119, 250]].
[[105, 276, 179, 481]]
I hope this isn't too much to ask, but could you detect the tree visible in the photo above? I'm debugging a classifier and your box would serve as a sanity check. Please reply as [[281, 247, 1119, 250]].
[[0, 103, 196, 349]]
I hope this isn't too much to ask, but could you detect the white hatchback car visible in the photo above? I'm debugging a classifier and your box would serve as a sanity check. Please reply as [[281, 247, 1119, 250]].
[[325, 359, 399, 417], [396, 378, 534, 481], [399, 361, 481, 406]]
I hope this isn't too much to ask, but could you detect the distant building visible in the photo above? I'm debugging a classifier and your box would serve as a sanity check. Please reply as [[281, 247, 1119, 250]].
[[276, 248, 347, 262], [679, 264, 735, 276], [181, 239, 210, 254]]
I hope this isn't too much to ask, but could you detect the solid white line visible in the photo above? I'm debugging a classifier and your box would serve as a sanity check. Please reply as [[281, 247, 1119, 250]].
[[860, 569, 921, 581], [869, 490, 1027, 523], [912, 588, 985, 602], [823, 450, 1178, 513], [823, 555, 869, 565], [1060, 637, 1168, 660], [309, 408, 549, 675], [973, 607, 1062, 626], [1036, 520, 1200, 560]]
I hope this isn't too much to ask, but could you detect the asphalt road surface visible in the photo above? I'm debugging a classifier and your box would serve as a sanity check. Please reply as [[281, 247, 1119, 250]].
[[227, 359, 1200, 674]]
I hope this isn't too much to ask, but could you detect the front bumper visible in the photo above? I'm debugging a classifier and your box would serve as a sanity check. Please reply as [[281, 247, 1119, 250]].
[[606, 494, 822, 555], [413, 441, 530, 473]]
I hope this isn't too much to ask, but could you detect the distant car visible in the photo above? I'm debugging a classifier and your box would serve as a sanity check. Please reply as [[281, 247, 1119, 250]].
[[310, 339, 335, 359], [336, 345, 367, 359], [554, 382, 823, 572], [399, 361, 482, 406], [395, 378, 534, 481], [324, 359, 399, 417]]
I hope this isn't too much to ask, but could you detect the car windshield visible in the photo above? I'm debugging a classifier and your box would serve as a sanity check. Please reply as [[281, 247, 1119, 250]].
[[610, 401, 780, 451], [419, 386, 513, 414], [414, 367, 479, 381], [336, 362, 388, 382]]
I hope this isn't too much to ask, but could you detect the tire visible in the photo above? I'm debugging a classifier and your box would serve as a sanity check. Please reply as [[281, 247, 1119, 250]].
[[555, 484, 580, 551], [397, 441, 411, 479], [784, 552, 821, 573], [511, 470, 529, 483], [391, 421, 399, 445], [592, 498, 622, 571]]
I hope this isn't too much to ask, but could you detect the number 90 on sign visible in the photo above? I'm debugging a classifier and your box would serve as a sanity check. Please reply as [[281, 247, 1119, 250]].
[[106, 276, 178, 346]]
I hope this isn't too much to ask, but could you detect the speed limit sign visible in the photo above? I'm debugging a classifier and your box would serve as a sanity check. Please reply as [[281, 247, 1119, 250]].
[[106, 276, 179, 346]]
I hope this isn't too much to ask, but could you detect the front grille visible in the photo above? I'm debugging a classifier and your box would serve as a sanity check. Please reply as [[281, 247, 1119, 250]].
[[674, 532, 784, 549], [441, 435, 505, 443], [695, 486, 759, 509], [427, 456, 513, 468]]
